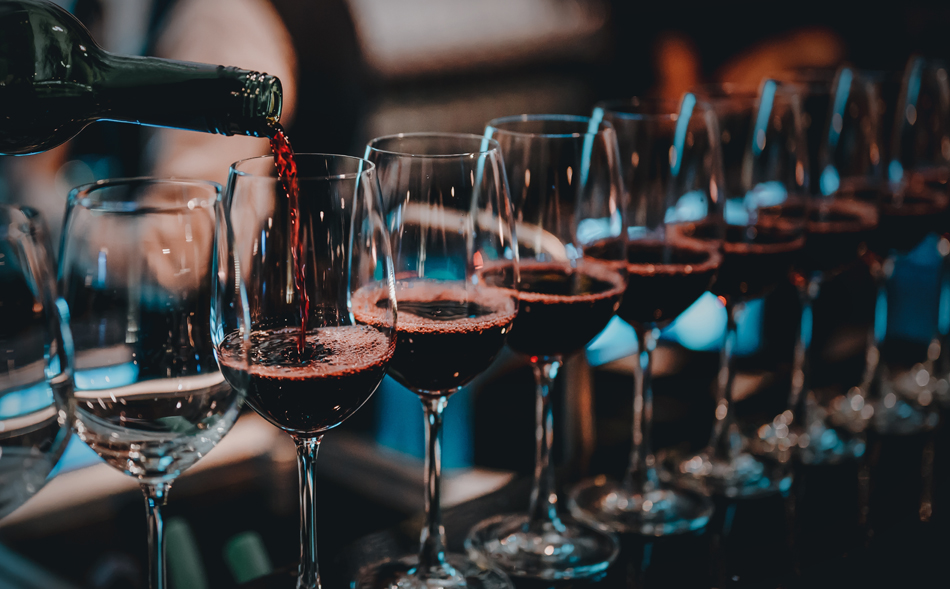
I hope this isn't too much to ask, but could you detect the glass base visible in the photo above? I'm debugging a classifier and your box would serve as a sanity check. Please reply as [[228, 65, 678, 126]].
[[464, 514, 618, 580], [872, 380, 940, 435], [354, 553, 512, 589], [753, 395, 868, 465], [568, 477, 713, 536], [677, 451, 792, 499]]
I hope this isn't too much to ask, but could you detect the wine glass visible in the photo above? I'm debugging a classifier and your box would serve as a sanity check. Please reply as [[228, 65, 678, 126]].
[[884, 57, 950, 409], [0, 204, 72, 520], [762, 67, 883, 464], [842, 57, 946, 434], [567, 95, 720, 535], [889, 57, 950, 191], [60, 179, 243, 589], [215, 154, 395, 589], [677, 81, 805, 497], [465, 115, 624, 580], [354, 133, 517, 589]]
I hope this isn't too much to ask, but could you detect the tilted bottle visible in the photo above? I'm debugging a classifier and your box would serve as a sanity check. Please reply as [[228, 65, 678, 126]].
[[0, 0, 283, 155]]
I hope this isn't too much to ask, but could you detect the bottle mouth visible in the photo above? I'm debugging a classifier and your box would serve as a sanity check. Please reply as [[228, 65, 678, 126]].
[[264, 76, 283, 125], [241, 72, 283, 129]]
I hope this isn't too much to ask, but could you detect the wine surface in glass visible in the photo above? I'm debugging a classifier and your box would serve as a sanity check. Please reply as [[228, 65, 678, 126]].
[[74, 370, 240, 480], [353, 283, 516, 395], [802, 201, 878, 275], [679, 222, 804, 302], [481, 261, 624, 358], [878, 189, 948, 254], [218, 326, 392, 435], [0, 405, 66, 509], [588, 239, 721, 327], [0, 275, 69, 505], [849, 184, 950, 255]]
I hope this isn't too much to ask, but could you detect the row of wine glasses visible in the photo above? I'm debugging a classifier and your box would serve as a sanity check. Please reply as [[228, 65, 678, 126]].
[[562, 58, 950, 539], [568, 83, 807, 535], [764, 60, 950, 466], [218, 122, 628, 587], [4, 54, 950, 589]]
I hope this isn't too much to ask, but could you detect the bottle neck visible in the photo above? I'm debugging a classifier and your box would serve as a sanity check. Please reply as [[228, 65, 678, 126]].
[[97, 52, 282, 137]]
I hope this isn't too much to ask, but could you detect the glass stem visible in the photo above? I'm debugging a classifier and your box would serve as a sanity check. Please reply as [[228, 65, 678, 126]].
[[417, 395, 452, 579], [624, 325, 660, 493], [936, 238, 950, 380], [789, 277, 819, 428], [860, 258, 887, 399], [294, 435, 323, 589], [527, 359, 564, 534], [142, 481, 172, 589], [710, 302, 743, 461]]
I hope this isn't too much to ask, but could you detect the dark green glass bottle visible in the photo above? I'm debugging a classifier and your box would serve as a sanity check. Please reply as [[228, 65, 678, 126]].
[[0, 0, 283, 155]]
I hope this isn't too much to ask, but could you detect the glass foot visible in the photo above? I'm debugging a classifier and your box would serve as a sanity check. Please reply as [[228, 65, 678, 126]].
[[871, 383, 940, 435], [354, 553, 512, 589], [677, 451, 792, 499], [754, 396, 868, 465], [568, 477, 713, 536], [464, 514, 618, 580]]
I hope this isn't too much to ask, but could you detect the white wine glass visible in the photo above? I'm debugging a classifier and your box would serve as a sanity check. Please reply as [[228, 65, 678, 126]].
[[60, 179, 244, 589]]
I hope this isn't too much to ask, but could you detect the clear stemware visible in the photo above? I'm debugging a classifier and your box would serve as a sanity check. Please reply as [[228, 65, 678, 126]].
[[0, 204, 72, 520], [884, 57, 950, 411], [677, 82, 806, 498], [60, 179, 243, 589], [568, 95, 720, 534], [466, 115, 624, 580], [765, 67, 884, 464], [215, 155, 396, 589], [354, 133, 517, 589]]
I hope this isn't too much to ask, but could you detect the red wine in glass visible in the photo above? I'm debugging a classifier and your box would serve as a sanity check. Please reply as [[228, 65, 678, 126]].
[[678, 221, 805, 303], [267, 123, 308, 355], [778, 199, 879, 277], [353, 282, 517, 395], [877, 188, 949, 254], [480, 261, 625, 358], [802, 200, 878, 276], [217, 326, 393, 434], [846, 183, 950, 255], [588, 239, 721, 327]]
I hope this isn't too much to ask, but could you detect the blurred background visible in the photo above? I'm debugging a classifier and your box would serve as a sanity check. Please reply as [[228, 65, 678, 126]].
[[3, 1, 950, 588]]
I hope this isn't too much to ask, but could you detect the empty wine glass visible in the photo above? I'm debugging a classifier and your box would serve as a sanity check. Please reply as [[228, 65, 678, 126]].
[[677, 81, 805, 497], [60, 179, 243, 589], [354, 133, 517, 589], [0, 204, 72, 520], [216, 154, 395, 589], [466, 115, 624, 580], [568, 95, 720, 534]]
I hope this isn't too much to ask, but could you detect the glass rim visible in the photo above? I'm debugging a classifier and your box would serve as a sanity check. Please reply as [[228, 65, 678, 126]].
[[692, 81, 802, 101], [595, 97, 685, 121], [229, 152, 375, 181], [486, 114, 611, 138], [365, 132, 501, 158], [67, 177, 222, 214]]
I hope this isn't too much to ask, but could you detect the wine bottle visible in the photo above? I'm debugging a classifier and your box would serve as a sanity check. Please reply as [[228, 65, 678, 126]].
[[0, 0, 283, 156]]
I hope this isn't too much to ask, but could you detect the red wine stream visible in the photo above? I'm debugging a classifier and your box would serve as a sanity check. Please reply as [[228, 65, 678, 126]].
[[268, 123, 309, 355]]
